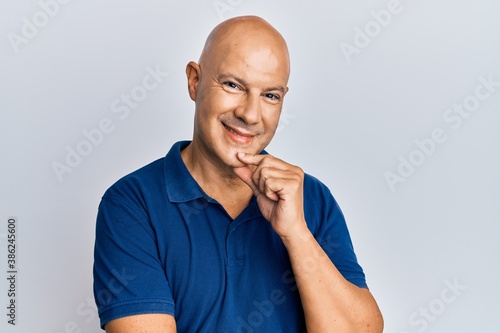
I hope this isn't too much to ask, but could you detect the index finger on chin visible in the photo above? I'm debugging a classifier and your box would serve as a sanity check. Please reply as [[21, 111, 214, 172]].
[[236, 152, 267, 166]]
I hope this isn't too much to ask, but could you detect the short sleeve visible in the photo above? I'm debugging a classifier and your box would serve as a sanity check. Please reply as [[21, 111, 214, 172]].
[[304, 175, 368, 289], [93, 190, 175, 329]]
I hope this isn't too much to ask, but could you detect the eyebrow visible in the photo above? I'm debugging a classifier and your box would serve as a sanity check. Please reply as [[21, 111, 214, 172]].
[[218, 73, 287, 93]]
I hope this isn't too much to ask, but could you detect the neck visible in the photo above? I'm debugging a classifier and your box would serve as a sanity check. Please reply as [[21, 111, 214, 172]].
[[181, 142, 253, 217]]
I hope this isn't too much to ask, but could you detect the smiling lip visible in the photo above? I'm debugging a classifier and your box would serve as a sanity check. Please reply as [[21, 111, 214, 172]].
[[222, 123, 256, 144]]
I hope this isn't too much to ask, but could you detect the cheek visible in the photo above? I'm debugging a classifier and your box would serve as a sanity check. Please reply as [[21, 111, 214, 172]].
[[217, 93, 242, 113], [201, 88, 240, 112], [263, 107, 282, 129]]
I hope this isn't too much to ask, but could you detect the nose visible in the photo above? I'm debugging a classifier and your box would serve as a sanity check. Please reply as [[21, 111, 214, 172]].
[[234, 93, 262, 125]]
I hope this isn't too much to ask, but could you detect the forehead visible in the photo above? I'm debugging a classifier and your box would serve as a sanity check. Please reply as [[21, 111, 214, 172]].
[[214, 41, 289, 87]]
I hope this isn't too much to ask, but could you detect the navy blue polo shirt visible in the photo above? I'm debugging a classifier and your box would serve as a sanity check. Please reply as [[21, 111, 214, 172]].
[[93, 141, 367, 332]]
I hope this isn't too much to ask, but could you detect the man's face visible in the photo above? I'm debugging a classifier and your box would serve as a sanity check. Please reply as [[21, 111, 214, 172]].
[[189, 41, 289, 169]]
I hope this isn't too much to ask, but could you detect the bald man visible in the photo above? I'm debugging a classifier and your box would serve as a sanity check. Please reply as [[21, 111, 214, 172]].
[[93, 16, 383, 332]]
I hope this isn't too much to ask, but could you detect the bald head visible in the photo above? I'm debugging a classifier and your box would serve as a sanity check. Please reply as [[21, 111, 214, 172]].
[[199, 16, 290, 82], [183, 15, 291, 170]]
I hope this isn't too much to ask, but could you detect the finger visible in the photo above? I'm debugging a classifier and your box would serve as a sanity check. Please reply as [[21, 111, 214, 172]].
[[262, 177, 280, 201], [258, 168, 299, 201], [236, 152, 268, 166], [257, 167, 280, 196], [237, 154, 284, 188], [233, 166, 279, 202], [232, 166, 260, 197], [236, 153, 269, 191], [238, 153, 294, 175], [236, 153, 302, 202]]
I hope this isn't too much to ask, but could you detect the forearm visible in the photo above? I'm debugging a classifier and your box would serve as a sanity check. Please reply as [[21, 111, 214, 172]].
[[232, 154, 383, 331], [282, 223, 383, 333]]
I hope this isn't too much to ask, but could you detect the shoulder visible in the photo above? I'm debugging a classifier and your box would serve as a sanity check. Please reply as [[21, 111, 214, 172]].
[[99, 158, 166, 216], [303, 173, 331, 195], [102, 141, 189, 201], [303, 173, 339, 208], [103, 158, 164, 199], [302, 173, 346, 232]]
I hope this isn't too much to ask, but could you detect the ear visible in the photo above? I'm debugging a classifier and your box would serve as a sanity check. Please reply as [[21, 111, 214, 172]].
[[186, 61, 201, 101], [284, 86, 289, 97]]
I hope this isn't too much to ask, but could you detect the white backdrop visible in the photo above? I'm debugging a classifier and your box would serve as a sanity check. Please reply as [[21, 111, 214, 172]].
[[1, 0, 499, 332]]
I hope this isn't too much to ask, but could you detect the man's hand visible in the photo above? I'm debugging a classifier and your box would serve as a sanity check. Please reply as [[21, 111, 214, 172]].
[[233, 152, 307, 239], [234, 152, 384, 332]]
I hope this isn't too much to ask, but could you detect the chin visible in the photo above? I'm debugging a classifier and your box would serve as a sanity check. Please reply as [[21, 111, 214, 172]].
[[224, 153, 246, 168], [220, 146, 253, 168]]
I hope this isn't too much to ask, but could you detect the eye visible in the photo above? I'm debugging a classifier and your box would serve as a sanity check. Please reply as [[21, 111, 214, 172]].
[[265, 93, 280, 101], [223, 81, 239, 89]]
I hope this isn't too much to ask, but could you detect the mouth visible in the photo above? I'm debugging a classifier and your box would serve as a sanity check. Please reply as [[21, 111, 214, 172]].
[[222, 122, 256, 144]]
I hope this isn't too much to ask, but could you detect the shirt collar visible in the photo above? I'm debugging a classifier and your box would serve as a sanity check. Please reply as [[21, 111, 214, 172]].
[[163, 141, 207, 203], [163, 140, 268, 212]]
